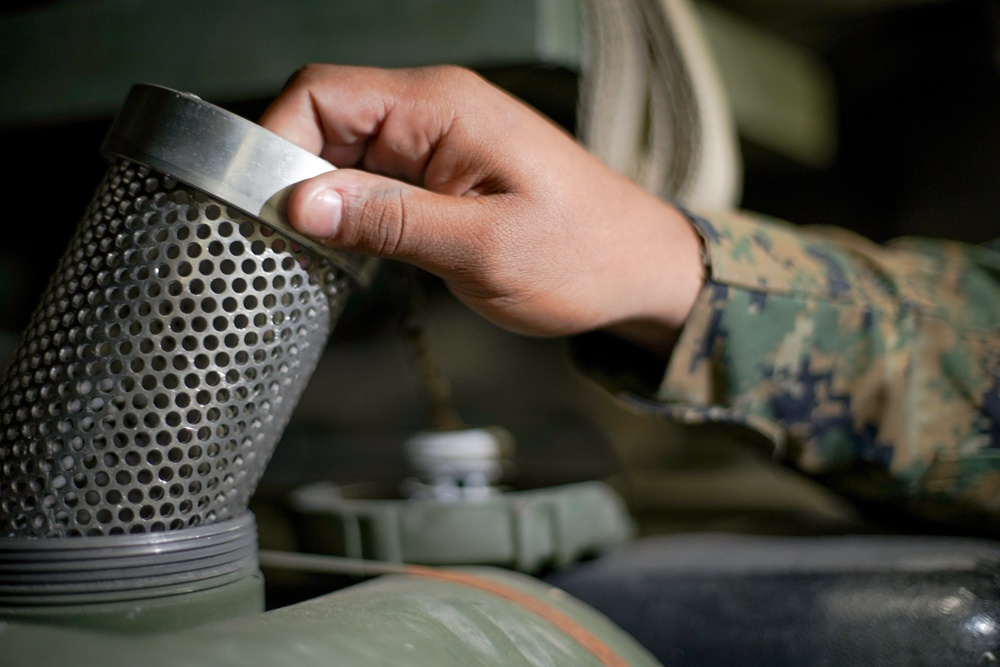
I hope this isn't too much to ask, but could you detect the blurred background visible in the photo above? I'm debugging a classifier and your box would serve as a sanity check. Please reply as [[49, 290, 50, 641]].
[[0, 0, 997, 548]]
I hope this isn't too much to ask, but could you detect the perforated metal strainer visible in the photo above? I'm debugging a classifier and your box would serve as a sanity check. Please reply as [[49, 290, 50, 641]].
[[0, 85, 373, 601]]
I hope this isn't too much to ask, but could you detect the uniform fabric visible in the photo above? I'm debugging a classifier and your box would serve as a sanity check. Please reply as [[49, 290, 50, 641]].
[[573, 210, 1000, 528]]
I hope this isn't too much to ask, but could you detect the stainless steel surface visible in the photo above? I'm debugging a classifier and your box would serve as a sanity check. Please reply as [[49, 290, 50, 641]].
[[0, 512, 258, 602], [0, 158, 349, 537], [0, 85, 358, 538], [101, 84, 377, 285]]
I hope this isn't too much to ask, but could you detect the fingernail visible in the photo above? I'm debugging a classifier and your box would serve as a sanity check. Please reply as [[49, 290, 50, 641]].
[[301, 188, 342, 239]]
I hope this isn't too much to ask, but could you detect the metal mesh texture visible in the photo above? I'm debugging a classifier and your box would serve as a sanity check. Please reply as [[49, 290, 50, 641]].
[[0, 159, 351, 538]]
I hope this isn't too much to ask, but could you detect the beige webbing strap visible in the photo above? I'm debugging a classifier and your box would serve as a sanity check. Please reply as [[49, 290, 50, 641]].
[[577, 0, 742, 212]]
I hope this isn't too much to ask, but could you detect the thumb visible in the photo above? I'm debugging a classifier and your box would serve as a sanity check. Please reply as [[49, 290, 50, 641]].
[[287, 169, 484, 268]]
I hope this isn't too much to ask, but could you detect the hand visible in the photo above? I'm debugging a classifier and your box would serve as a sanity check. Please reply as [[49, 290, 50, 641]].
[[260, 64, 704, 349]]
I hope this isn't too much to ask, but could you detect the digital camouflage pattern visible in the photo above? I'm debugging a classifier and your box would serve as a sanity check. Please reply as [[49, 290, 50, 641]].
[[593, 210, 1000, 525]]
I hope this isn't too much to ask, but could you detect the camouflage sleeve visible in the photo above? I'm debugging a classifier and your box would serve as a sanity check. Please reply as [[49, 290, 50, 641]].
[[579, 209, 1000, 527]]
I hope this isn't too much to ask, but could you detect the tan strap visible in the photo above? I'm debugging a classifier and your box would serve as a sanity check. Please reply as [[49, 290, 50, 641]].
[[577, 0, 741, 211]]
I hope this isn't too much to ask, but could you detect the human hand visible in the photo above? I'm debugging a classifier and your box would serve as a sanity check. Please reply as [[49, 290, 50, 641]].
[[260, 64, 704, 349]]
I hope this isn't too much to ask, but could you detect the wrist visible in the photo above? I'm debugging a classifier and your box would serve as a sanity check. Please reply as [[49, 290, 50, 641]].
[[601, 195, 705, 355]]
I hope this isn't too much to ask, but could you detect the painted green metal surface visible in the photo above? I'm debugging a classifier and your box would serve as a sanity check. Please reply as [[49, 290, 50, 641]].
[[289, 480, 634, 572], [0, 0, 581, 128], [1, 567, 663, 667]]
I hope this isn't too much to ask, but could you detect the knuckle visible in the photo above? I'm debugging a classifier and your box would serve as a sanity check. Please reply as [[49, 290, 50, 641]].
[[280, 63, 326, 92], [455, 207, 514, 280], [433, 64, 475, 79], [356, 190, 407, 257], [423, 64, 484, 93]]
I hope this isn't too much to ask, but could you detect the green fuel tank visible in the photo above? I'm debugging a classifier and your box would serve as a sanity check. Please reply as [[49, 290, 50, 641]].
[[1, 565, 662, 667]]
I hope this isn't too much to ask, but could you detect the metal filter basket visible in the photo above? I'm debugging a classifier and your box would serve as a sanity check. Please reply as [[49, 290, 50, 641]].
[[0, 85, 372, 611]]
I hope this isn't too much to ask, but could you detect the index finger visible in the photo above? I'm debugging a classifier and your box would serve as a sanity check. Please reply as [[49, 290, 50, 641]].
[[259, 64, 394, 167]]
